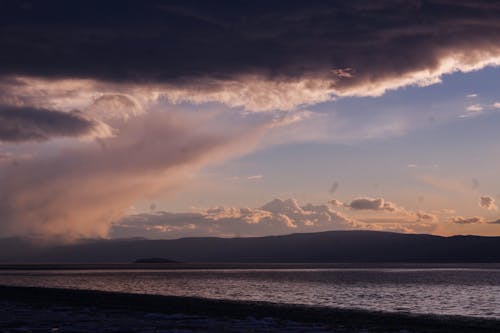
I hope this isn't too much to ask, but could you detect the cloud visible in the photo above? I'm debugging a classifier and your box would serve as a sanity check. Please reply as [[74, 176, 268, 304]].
[[0, 75, 320, 240], [291, 201, 354, 229], [247, 174, 264, 180], [466, 104, 483, 112], [163, 76, 336, 112], [451, 215, 500, 225], [85, 94, 144, 123], [0, 105, 112, 142], [479, 196, 498, 210], [112, 198, 360, 239], [328, 199, 344, 208], [450, 216, 486, 224], [362, 221, 438, 235], [1, 2, 498, 240], [331, 197, 437, 225], [346, 197, 398, 212], [0, 109, 274, 239], [466, 93, 478, 98], [2, 2, 500, 111], [460, 102, 500, 118], [414, 211, 438, 222], [0, 76, 334, 114], [110, 198, 437, 239], [441, 208, 456, 215], [460, 104, 485, 118]]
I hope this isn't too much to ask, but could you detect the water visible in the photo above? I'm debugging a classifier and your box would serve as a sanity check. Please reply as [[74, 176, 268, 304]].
[[1, 265, 499, 319]]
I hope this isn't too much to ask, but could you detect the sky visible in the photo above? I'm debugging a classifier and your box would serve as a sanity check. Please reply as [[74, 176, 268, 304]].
[[1, 0, 500, 240]]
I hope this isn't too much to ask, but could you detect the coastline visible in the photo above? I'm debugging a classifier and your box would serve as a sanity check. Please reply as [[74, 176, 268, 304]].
[[1, 285, 499, 332]]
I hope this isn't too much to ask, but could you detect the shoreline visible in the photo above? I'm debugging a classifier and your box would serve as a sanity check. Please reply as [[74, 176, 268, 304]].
[[1, 285, 499, 332]]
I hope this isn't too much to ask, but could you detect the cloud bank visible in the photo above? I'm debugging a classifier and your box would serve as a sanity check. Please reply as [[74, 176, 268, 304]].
[[450, 216, 485, 224], [111, 198, 438, 239], [329, 197, 438, 224]]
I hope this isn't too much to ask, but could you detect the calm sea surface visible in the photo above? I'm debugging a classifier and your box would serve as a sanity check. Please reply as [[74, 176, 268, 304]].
[[1, 265, 499, 318]]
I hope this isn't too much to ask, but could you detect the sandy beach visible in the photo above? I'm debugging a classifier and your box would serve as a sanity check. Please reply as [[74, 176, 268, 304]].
[[1, 285, 499, 333]]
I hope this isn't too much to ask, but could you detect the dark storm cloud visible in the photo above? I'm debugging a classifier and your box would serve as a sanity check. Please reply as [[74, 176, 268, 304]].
[[1, 0, 500, 90], [0, 105, 107, 142]]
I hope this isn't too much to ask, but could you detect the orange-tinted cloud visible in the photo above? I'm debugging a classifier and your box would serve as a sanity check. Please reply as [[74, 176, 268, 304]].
[[450, 216, 486, 224], [0, 110, 273, 239], [111, 198, 438, 239]]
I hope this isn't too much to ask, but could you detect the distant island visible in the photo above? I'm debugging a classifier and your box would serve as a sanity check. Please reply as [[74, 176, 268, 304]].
[[133, 257, 178, 263]]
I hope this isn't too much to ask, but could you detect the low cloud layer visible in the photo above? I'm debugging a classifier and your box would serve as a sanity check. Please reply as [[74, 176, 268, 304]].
[[450, 216, 485, 224], [0, 105, 111, 142], [112, 198, 359, 239], [450, 215, 500, 225], [330, 197, 437, 224], [111, 198, 438, 239]]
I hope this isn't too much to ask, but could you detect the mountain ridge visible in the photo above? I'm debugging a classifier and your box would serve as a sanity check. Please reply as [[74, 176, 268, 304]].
[[1, 230, 499, 263]]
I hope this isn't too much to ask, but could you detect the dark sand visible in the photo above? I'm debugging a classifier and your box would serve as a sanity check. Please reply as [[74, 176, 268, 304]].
[[0, 285, 499, 332]]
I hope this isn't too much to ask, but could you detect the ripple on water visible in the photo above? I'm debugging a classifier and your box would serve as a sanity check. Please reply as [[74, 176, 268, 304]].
[[0, 267, 499, 318]]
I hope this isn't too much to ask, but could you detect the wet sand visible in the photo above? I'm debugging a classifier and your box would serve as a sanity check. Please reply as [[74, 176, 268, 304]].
[[1, 285, 498, 332]]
